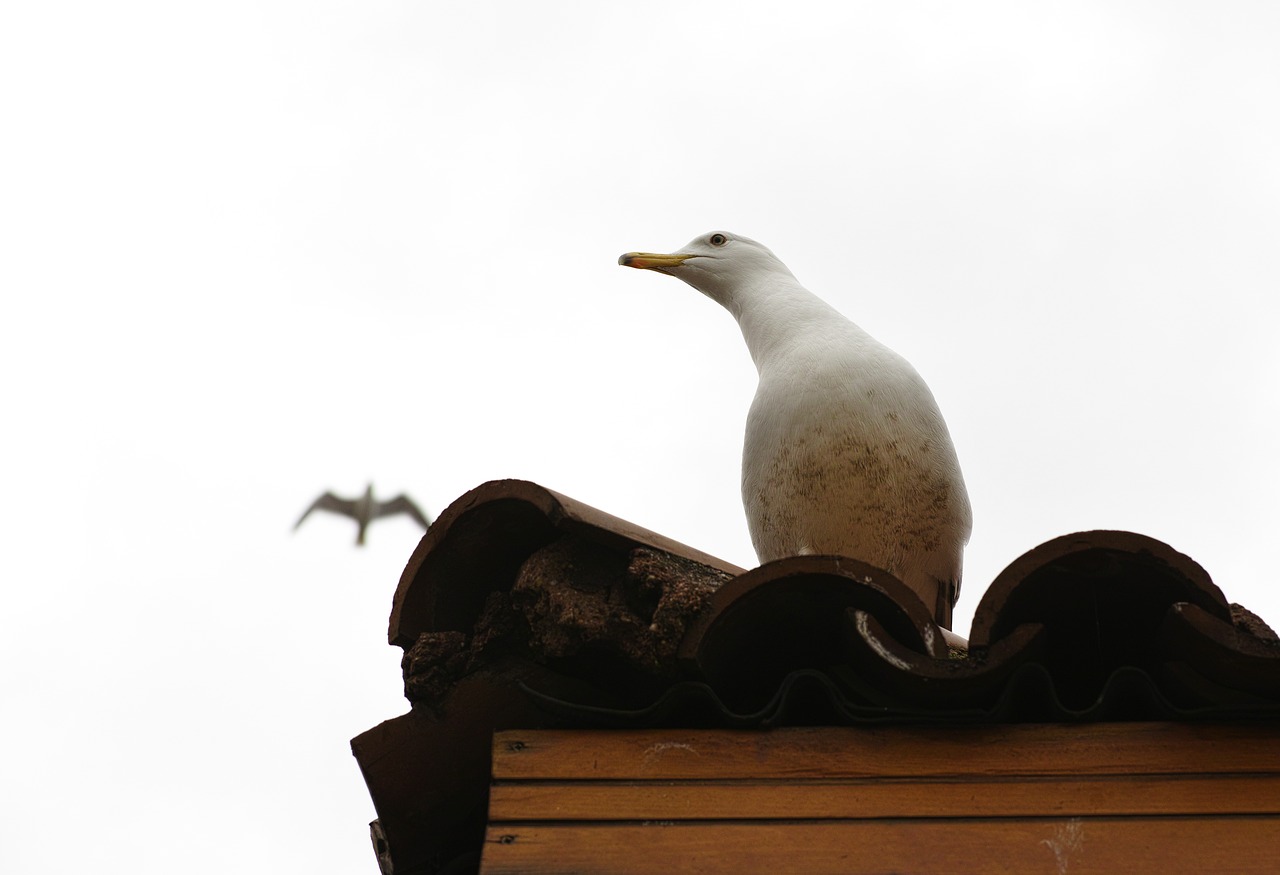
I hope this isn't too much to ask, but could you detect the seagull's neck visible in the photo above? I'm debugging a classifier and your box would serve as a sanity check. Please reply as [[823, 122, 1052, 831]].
[[727, 274, 866, 373]]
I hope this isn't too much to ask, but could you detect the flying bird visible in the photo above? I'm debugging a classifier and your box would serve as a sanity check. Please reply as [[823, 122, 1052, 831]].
[[620, 231, 971, 623], [293, 483, 433, 546]]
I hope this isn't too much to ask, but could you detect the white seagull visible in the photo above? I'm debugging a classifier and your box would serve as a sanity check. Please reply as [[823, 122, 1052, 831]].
[[620, 231, 971, 623], [293, 483, 433, 546]]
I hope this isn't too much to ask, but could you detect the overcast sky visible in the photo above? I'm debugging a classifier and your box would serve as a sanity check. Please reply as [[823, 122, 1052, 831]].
[[4, 2, 1279, 872]]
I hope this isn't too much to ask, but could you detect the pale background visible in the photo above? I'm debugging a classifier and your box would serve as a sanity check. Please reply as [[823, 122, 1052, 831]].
[[3, 2, 1278, 872]]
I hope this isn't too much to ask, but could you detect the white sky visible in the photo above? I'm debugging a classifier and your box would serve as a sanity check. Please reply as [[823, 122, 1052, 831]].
[[4, 2, 1279, 872]]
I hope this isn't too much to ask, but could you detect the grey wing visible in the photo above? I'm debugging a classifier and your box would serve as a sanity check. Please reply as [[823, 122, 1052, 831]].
[[376, 495, 433, 530], [294, 492, 358, 529]]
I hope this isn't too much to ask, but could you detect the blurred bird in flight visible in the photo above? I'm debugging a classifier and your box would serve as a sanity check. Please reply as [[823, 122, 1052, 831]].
[[294, 483, 432, 546]]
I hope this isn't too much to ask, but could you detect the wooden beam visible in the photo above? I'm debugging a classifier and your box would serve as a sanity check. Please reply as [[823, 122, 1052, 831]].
[[493, 723, 1280, 781], [481, 817, 1280, 874], [484, 724, 1280, 873], [490, 774, 1280, 821]]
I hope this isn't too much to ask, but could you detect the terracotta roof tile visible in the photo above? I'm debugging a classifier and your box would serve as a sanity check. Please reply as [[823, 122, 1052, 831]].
[[352, 479, 1280, 874]]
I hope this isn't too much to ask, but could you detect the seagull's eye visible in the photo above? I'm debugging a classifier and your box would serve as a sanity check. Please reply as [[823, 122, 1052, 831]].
[[709, 233, 728, 246]]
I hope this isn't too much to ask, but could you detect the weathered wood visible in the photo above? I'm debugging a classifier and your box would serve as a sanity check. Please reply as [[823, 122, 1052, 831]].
[[483, 724, 1280, 873], [489, 773, 1280, 821], [481, 817, 1280, 874], [493, 723, 1280, 781]]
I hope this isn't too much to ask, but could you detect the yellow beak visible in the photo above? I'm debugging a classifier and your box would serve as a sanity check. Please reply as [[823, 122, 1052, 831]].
[[618, 252, 695, 270]]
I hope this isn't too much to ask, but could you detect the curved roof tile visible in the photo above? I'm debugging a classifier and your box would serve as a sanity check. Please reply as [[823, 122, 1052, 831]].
[[382, 480, 1279, 722], [355, 480, 1280, 874]]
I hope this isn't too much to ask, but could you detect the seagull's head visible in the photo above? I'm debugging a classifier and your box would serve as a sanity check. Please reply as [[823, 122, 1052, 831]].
[[619, 231, 793, 307]]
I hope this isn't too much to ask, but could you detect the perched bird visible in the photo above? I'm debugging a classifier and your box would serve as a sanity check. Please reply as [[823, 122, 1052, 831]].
[[620, 231, 971, 621], [293, 483, 433, 546]]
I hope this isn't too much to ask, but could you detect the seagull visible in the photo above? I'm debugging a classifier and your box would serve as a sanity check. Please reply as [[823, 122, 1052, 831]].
[[620, 231, 972, 623], [293, 483, 433, 546]]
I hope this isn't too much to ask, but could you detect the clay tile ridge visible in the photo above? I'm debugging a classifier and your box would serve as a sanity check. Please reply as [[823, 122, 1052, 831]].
[[388, 478, 746, 648]]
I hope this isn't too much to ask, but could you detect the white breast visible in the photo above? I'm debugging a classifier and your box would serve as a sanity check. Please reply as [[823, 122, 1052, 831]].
[[740, 325, 971, 610]]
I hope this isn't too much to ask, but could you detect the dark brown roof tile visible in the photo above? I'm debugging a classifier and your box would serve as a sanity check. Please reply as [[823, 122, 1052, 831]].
[[353, 480, 1280, 875]]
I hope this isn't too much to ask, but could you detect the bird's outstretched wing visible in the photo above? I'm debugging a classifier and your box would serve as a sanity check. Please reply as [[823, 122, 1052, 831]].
[[294, 492, 358, 529], [375, 495, 433, 530]]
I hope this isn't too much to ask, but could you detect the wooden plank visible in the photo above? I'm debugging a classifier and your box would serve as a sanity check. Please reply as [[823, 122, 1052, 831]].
[[480, 816, 1280, 874], [489, 773, 1280, 821], [493, 723, 1280, 781]]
